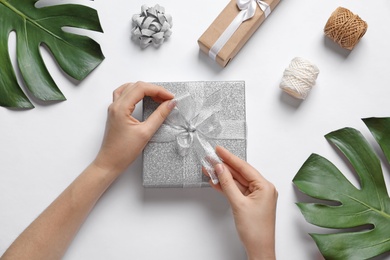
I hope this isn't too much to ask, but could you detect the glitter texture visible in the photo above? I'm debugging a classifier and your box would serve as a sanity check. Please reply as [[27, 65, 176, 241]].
[[142, 81, 246, 188]]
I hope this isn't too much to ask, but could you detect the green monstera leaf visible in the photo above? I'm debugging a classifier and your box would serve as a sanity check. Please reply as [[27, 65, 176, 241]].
[[0, 0, 104, 108], [293, 117, 390, 259]]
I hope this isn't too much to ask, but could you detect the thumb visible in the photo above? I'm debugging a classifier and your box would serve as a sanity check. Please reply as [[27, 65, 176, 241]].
[[144, 99, 176, 135], [214, 164, 242, 205]]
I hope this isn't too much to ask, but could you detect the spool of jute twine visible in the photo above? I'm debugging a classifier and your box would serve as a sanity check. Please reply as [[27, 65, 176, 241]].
[[280, 57, 319, 100], [324, 7, 367, 50]]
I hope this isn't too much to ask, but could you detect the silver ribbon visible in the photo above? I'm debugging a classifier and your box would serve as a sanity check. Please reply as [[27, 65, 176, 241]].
[[209, 0, 271, 61], [150, 90, 246, 185]]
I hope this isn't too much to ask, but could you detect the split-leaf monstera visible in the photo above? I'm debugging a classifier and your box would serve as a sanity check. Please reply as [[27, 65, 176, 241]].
[[0, 0, 104, 108], [293, 117, 390, 259]]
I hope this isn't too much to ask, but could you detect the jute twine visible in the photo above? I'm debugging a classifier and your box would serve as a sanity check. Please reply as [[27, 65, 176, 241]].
[[280, 57, 319, 100], [324, 7, 367, 50]]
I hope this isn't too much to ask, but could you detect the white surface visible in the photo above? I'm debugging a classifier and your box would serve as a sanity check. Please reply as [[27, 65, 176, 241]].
[[1, 0, 390, 259]]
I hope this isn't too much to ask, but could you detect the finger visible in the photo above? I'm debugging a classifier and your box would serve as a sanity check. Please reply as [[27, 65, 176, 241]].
[[119, 81, 174, 107], [214, 163, 243, 205], [224, 163, 249, 187], [209, 178, 247, 195], [112, 84, 130, 101], [143, 99, 176, 135], [152, 96, 170, 103], [233, 179, 247, 194], [203, 165, 248, 193], [202, 166, 208, 177], [216, 146, 265, 183], [209, 180, 223, 193]]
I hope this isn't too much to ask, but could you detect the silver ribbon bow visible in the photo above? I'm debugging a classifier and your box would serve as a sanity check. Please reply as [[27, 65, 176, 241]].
[[150, 90, 246, 185], [131, 4, 173, 48]]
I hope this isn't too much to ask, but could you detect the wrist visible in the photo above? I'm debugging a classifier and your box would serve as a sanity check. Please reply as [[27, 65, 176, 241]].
[[92, 154, 123, 179], [246, 246, 276, 260], [247, 253, 276, 260]]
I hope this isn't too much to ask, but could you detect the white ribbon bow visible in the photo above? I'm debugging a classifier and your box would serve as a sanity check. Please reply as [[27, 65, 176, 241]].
[[209, 0, 271, 61]]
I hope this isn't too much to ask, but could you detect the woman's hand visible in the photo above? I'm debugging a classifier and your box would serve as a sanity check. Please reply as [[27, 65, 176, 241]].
[[94, 81, 175, 175], [208, 146, 278, 260], [2, 82, 175, 260]]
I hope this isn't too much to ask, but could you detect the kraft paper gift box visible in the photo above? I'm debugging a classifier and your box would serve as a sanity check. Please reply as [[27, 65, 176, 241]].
[[142, 81, 247, 188], [198, 0, 280, 67]]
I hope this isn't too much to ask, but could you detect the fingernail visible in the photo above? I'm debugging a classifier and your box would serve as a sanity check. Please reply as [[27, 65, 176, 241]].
[[214, 164, 224, 176], [167, 99, 177, 110]]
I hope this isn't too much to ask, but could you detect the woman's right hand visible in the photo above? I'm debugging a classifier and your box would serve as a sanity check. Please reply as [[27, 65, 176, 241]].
[[208, 146, 278, 260], [94, 82, 175, 176]]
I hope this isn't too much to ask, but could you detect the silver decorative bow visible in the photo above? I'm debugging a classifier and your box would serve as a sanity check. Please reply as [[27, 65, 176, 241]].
[[131, 4, 173, 48], [150, 90, 246, 185]]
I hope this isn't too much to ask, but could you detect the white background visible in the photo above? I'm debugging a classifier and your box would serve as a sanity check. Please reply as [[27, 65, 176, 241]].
[[1, 0, 390, 259]]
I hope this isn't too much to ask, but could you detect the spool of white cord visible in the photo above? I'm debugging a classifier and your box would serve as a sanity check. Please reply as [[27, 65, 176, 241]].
[[280, 57, 319, 100]]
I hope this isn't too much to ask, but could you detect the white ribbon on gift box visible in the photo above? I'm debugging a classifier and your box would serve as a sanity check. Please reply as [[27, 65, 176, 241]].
[[150, 90, 246, 185], [209, 0, 271, 61]]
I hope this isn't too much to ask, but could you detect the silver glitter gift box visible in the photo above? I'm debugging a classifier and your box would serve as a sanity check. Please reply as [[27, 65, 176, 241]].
[[142, 81, 247, 188]]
